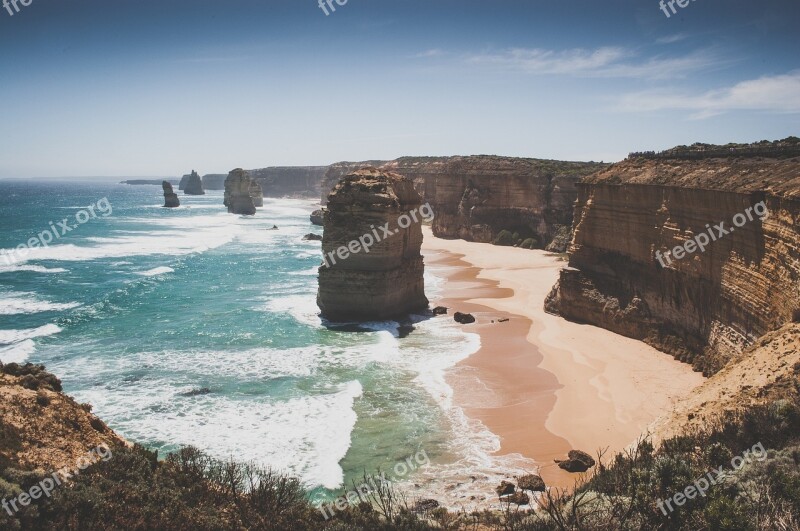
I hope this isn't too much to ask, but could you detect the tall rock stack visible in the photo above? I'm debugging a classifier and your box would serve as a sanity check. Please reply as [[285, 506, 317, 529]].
[[249, 180, 264, 207], [183, 170, 205, 195], [223, 169, 257, 215], [317, 168, 428, 321], [162, 181, 180, 208]]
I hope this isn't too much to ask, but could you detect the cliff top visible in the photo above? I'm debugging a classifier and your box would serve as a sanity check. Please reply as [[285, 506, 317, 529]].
[[384, 155, 608, 178], [0, 362, 126, 472], [584, 153, 800, 198], [327, 167, 421, 208]]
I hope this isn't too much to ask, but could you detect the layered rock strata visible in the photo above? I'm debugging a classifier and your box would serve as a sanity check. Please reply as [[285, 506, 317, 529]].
[[162, 181, 180, 208], [183, 170, 205, 195], [317, 168, 428, 321], [223, 169, 257, 215], [546, 151, 800, 374], [321, 157, 605, 251]]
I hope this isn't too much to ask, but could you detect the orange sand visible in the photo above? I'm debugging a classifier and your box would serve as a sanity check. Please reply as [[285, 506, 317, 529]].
[[421, 227, 705, 488]]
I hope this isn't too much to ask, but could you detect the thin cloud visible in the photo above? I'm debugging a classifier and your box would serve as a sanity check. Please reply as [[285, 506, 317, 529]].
[[656, 33, 689, 44], [467, 46, 721, 79], [616, 71, 800, 118], [413, 49, 445, 58]]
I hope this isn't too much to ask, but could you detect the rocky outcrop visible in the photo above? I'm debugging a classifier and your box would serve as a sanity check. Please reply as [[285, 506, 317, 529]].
[[317, 168, 428, 321], [202, 174, 227, 190], [319, 161, 391, 203], [162, 181, 180, 208], [247, 166, 328, 198], [249, 180, 264, 207], [183, 170, 205, 195], [223, 169, 257, 215], [310, 209, 324, 226], [0, 362, 125, 472], [546, 147, 800, 375], [178, 174, 190, 191], [555, 450, 596, 473]]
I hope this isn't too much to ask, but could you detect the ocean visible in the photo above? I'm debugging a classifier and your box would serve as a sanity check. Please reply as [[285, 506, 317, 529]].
[[0, 180, 532, 507]]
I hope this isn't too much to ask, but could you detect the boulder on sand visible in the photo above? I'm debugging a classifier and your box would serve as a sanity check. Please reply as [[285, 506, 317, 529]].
[[555, 450, 596, 473]]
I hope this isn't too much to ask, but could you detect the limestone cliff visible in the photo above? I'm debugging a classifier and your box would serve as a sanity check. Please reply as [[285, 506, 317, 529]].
[[247, 166, 328, 198], [321, 157, 605, 251], [249, 180, 264, 207], [183, 170, 205, 195], [317, 168, 428, 321], [546, 145, 800, 374], [319, 161, 390, 203], [382, 156, 605, 251], [223, 169, 257, 215], [162, 181, 180, 208]]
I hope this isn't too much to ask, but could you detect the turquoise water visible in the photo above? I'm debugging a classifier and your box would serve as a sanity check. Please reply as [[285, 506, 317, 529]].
[[0, 180, 533, 505]]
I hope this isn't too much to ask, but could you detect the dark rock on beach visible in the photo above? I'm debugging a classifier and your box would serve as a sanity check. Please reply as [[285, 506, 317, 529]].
[[454, 312, 475, 324], [433, 306, 448, 316], [163, 181, 180, 208], [555, 450, 596, 473], [495, 480, 515, 497], [517, 474, 546, 492]]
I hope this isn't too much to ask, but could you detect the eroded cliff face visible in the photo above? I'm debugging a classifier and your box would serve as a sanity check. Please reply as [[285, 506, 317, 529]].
[[546, 155, 800, 374], [385, 156, 605, 250], [247, 166, 328, 198], [249, 180, 264, 207], [322, 157, 605, 251], [223, 169, 256, 215], [319, 161, 390, 203], [317, 168, 428, 321]]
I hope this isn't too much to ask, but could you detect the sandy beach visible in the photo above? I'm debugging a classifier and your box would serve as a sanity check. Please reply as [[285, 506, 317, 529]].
[[421, 227, 706, 489]]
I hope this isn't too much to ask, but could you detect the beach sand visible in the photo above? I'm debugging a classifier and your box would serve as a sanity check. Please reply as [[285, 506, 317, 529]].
[[421, 227, 706, 489]]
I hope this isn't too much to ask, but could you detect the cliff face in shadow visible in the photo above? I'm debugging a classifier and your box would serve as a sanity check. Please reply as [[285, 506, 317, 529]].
[[317, 168, 428, 321], [321, 157, 606, 251], [247, 166, 328, 198], [546, 152, 800, 374]]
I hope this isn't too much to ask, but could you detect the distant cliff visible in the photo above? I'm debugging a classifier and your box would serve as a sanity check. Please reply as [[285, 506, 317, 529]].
[[247, 166, 328, 198], [546, 147, 800, 374], [202, 174, 227, 190]]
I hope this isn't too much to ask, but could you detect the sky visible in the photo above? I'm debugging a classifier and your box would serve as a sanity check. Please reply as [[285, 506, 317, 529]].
[[0, 0, 798, 178]]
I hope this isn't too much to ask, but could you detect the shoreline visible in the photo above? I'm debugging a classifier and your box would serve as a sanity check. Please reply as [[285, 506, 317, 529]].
[[421, 227, 706, 490]]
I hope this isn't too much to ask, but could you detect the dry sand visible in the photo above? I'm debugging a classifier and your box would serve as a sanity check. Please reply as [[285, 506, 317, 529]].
[[421, 227, 706, 489]]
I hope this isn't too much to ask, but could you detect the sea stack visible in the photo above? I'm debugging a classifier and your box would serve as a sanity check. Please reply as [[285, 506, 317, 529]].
[[250, 180, 264, 207], [223, 168, 257, 215], [317, 168, 428, 321], [162, 181, 180, 208], [184, 170, 205, 195]]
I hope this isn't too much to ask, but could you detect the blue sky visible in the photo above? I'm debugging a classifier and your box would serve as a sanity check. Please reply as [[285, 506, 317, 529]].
[[0, 0, 798, 177]]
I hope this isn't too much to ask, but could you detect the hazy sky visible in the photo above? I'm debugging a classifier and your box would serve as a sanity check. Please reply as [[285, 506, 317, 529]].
[[0, 0, 798, 178]]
